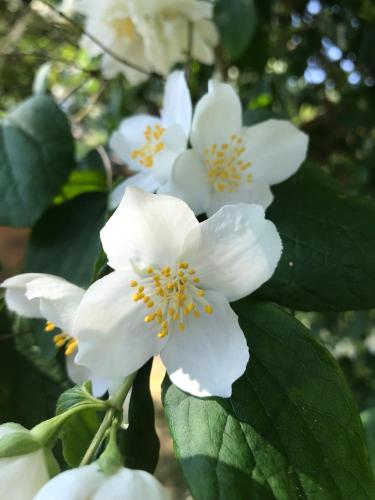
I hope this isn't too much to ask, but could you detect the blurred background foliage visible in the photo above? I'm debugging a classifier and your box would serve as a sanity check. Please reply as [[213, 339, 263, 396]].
[[0, 0, 374, 430]]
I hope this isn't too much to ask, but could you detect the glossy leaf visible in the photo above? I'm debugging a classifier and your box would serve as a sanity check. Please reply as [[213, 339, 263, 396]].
[[0, 95, 75, 227], [25, 192, 107, 288], [255, 166, 375, 311], [163, 301, 375, 500], [119, 361, 160, 473]]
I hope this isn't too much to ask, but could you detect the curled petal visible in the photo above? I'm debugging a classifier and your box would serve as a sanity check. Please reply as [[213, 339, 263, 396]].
[[161, 71, 192, 138]]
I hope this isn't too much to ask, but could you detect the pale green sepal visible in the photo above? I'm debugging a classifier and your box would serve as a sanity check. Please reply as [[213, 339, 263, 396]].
[[0, 431, 40, 458], [43, 447, 60, 478], [97, 421, 123, 476]]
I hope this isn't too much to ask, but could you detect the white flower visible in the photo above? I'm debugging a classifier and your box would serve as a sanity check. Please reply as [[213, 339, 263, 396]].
[[0, 274, 109, 397], [73, 187, 282, 398], [75, 0, 218, 84], [109, 71, 192, 209], [0, 424, 50, 500], [33, 463, 171, 500], [161, 80, 309, 216]]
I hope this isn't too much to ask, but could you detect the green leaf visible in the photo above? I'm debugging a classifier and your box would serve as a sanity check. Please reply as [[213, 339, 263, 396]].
[[54, 169, 108, 204], [0, 95, 75, 227], [59, 409, 102, 468], [0, 310, 67, 428], [162, 301, 375, 500], [215, 0, 257, 60], [361, 408, 375, 470], [25, 192, 108, 287], [56, 384, 105, 415], [255, 165, 375, 311], [119, 360, 160, 473]]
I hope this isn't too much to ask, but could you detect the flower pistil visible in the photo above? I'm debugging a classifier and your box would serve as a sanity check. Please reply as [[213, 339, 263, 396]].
[[130, 261, 213, 338]]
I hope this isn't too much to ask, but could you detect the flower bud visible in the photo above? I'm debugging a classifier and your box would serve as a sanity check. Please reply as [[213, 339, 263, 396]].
[[33, 463, 171, 500], [0, 424, 51, 500]]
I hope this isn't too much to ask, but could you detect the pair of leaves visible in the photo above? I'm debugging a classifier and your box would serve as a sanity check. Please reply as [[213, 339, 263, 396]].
[[0, 95, 75, 227], [163, 301, 375, 499], [255, 165, 375, 311]]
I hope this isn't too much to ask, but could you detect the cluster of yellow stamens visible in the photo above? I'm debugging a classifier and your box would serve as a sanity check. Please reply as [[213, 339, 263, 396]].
[[112, 17, 136, 39], [44, 321, 77, 356], [204, 134, 252, 192], [131, 124, 166, 168], [130, 262, 213, 339]]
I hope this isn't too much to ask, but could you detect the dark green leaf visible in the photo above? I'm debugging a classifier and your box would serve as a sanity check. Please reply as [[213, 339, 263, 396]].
[[255, 165, 375, 311], [163, 301, 375, 500], [0, 95, 75, 227], [59, 409, 102, 468], [215, 0, 257, 60], [119, 360, 160, 473], [0, 309, 67, 428], [56, 384, 101, 415], [361, 408, 375, 470], [25, 192, 108, 287], [54, 170, 108, 204]]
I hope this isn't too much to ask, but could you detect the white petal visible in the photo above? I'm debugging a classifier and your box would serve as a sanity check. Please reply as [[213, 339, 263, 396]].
[[74, 271, 168, 380], [182, 204, 282, 302], [152, 124, 187, 183], [65, 356, 109, 397], [206, 182, 274, 217], [110, 115, 162, 171], [33, 464, 104, 500], [161, 291, 249, 398], [94, 468, 171, 500], [191, 81, 242, 155], [0, 448, 50, 500], [159, 150, 210, 215], [161, 71, 192, 138], [1, 273, 51, 318], [243, 119, 309, 185], [109, 173, 160, 210], [100, 186, 199, 270], [25, 277, 84, 333]]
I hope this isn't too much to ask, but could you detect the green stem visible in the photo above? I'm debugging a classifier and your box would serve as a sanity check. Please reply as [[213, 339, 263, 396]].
[[31, 402, 106, 447], [79, 372, 137, 467]]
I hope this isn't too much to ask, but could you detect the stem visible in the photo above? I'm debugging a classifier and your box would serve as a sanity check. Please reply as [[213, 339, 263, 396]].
[[79, 372, 137, 467]]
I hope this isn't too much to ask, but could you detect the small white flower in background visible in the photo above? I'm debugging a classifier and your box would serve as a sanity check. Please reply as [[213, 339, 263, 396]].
[[74, 187, 282, 398], [0, 424, 50, 500], [161, 80, 309, 216], [33, 462, 171, 500], [1, 274, 110, 397], [109, 71, 192, 209], [75, 0, 218, 84]]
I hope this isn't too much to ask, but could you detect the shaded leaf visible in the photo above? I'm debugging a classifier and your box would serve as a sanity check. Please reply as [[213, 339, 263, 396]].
[[0, 95, 75, 227], [163, 301, 375, 500]]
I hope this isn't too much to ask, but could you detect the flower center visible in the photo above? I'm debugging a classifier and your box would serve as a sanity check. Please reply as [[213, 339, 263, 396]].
[[44, 321, 77, 356], [204, 134, 253, 193], [131, 124, 166, 168], [130, 262, 213, 338], [112, 17, 136, 40]]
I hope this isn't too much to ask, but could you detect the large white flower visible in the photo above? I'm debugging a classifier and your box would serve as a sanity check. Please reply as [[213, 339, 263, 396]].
[[0, 424, 50, 500], [75, 0, 218, 84], [73, 187, 282, 398], [161, 80, 309, 216], [0, 274, 110, 397], [33, 462, 170, 500], [109, 71, 192, 209]]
